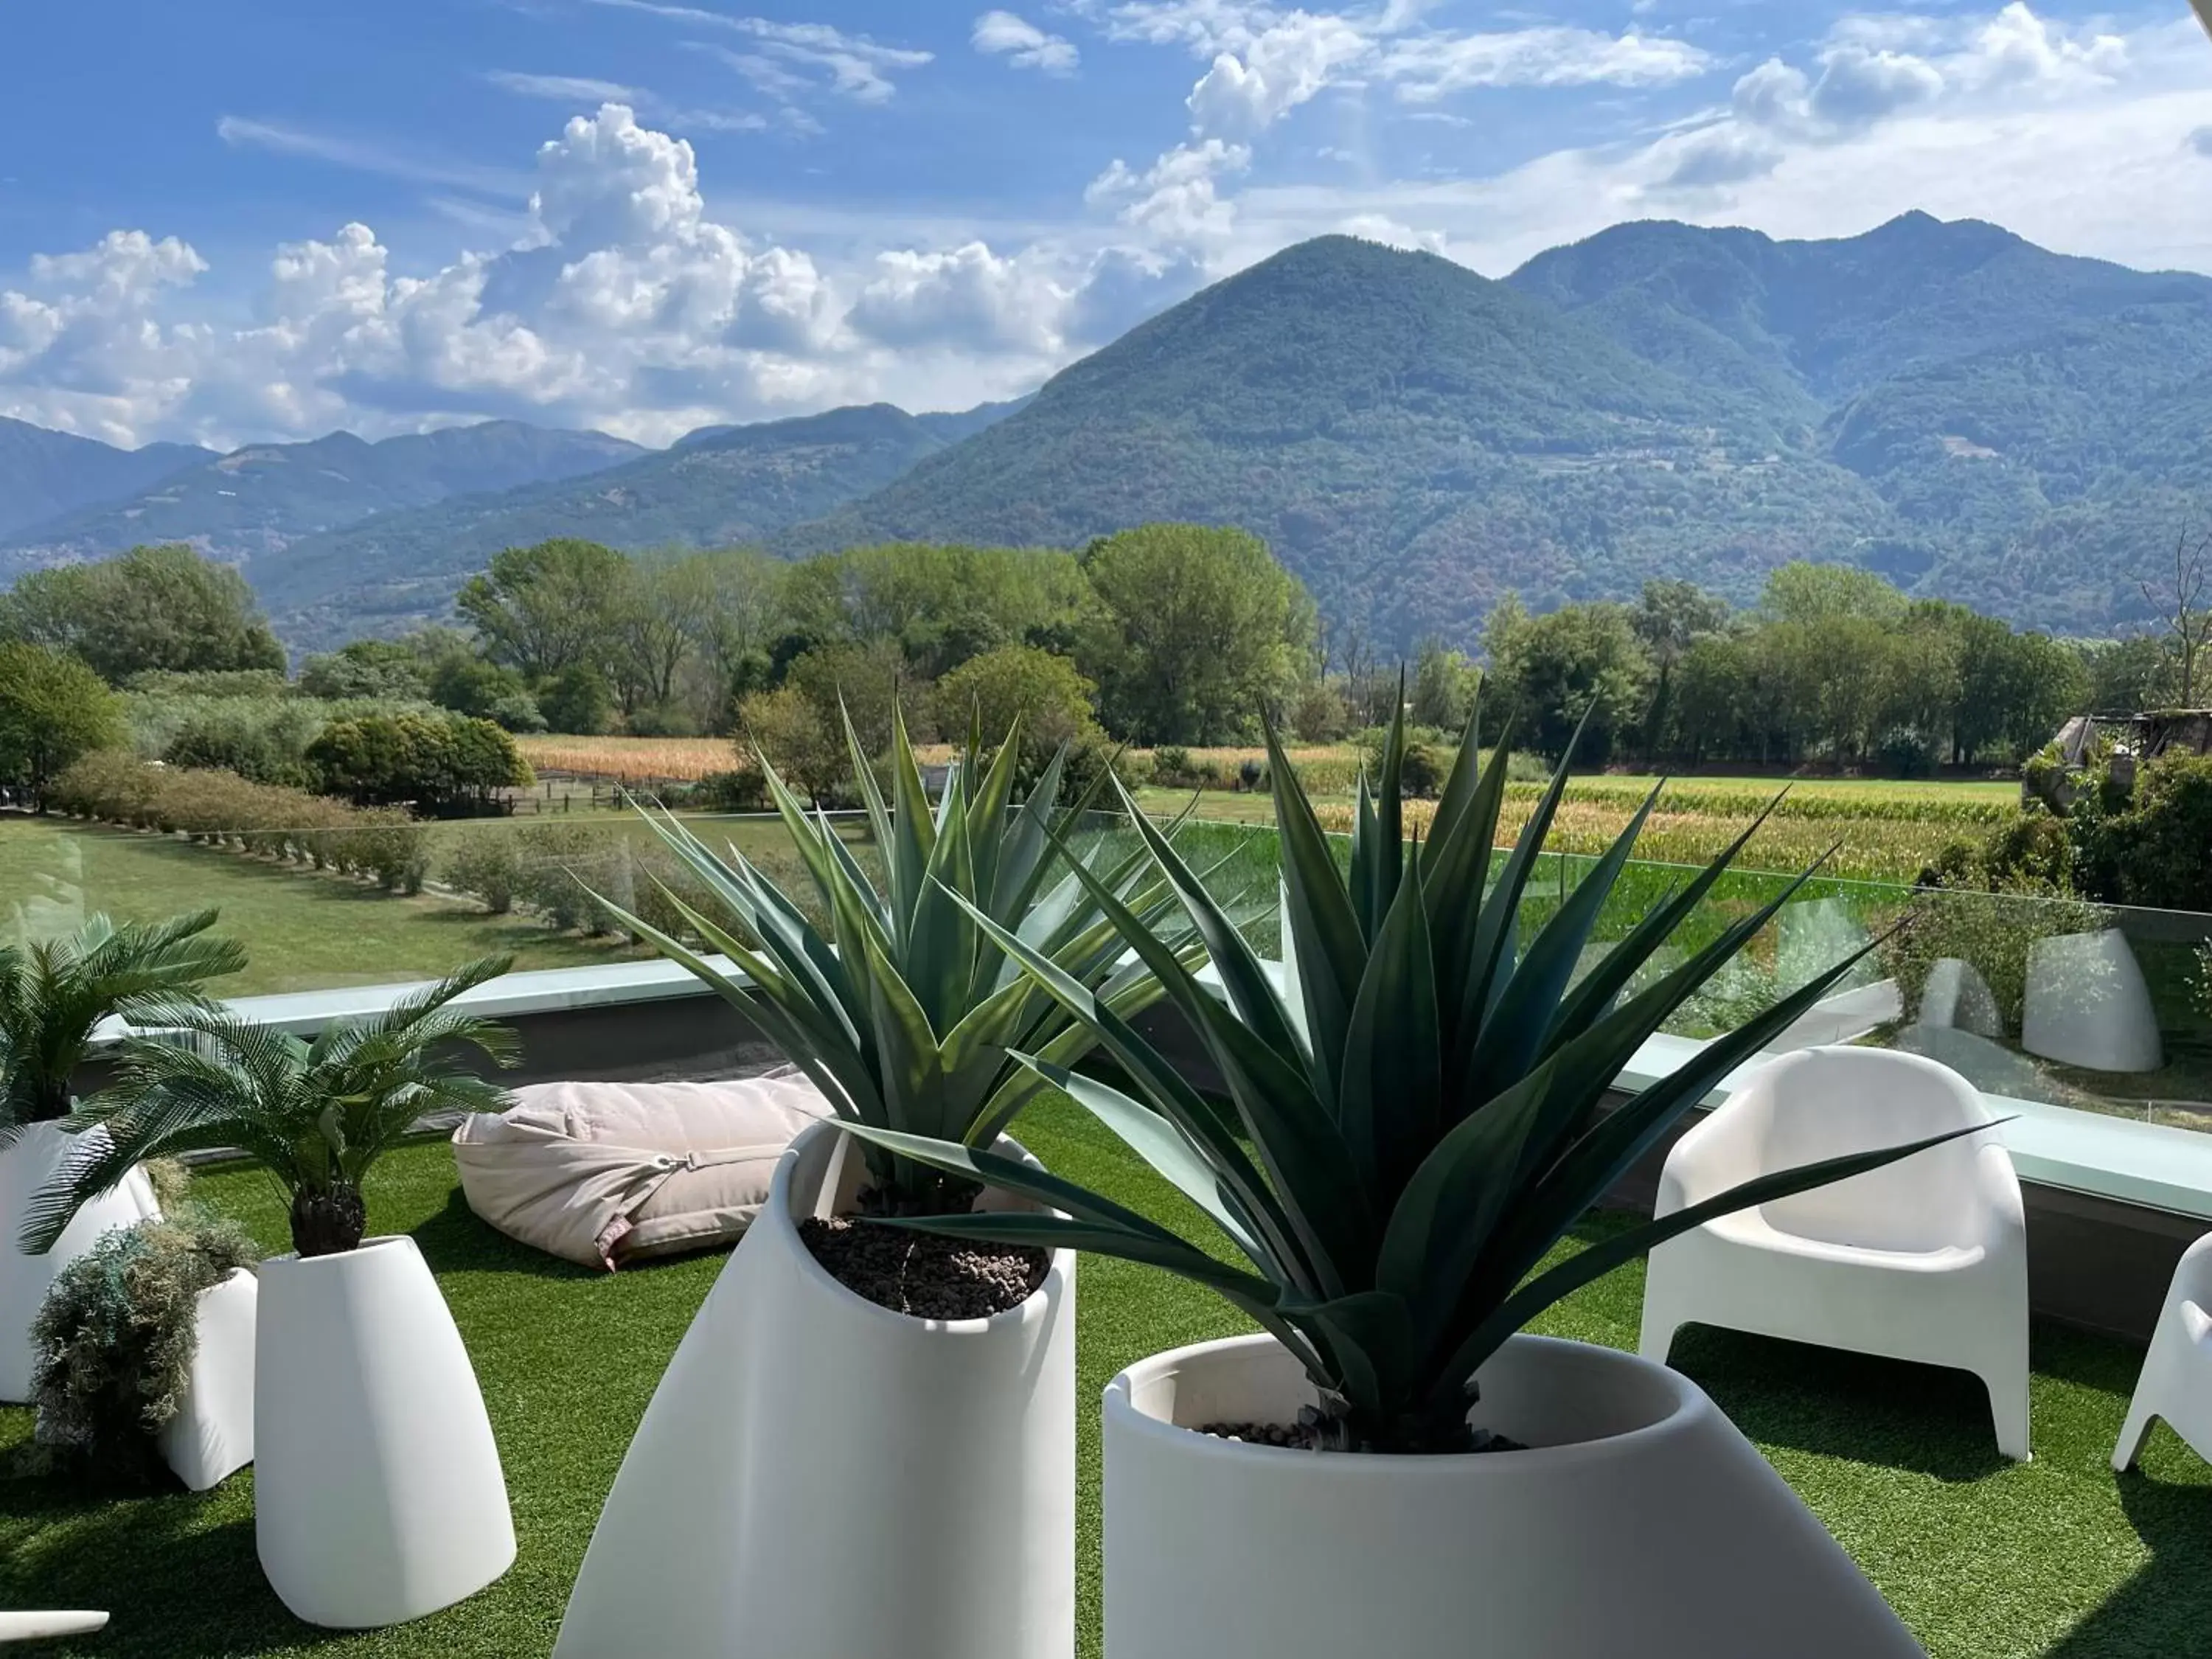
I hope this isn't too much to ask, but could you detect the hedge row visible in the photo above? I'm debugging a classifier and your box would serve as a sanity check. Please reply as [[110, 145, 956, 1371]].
[[51, 752, 431, 893]]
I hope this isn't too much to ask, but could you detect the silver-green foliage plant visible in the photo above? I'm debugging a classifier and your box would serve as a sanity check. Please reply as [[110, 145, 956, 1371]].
[[31, 1201, 258, 1485], [25, 958, 517, 1259], [850, 706, 1980, 1453], [0, 910, 247, 1130], [604, 709, 1200, 1217]]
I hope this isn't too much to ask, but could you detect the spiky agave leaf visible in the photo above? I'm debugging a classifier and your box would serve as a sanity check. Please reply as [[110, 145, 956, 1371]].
[[597, 708, 1206, 1214], [865, 703, 1993, 1453]]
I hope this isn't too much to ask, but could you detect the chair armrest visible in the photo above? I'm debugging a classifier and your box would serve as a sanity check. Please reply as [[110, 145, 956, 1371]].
[[1655, 1099, 1767, 1219], [1968, 1139, 2027, 1254]]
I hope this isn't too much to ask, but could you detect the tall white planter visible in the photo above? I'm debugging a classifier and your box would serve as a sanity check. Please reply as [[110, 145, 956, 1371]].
[[159, 1267, 257, 1492], [0, 1122, 159, 1403], [555, 1119, 1076, 1659], [1105, 1334, 1923, 1659], [255, 1237, 514, 1628]]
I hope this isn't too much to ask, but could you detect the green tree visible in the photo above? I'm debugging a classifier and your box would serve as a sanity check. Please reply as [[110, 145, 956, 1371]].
[[1079, 525, 1314, 745], [1630, 580, 1732, 758], [1761, 561, 1910, 626], [609, 553, 712, 716], [296, 639, 429, 701], [456, 539, 628, 681], [735, 686, 845, 802], [0, 644, 123, 810], [931, 644, 1099, 747], [538, 664, 616, 735], [1408, 638, 1481, 731], [1484, 596, 1652, 764], [0, 546, 285, 684], [783, 638, 931, 759]]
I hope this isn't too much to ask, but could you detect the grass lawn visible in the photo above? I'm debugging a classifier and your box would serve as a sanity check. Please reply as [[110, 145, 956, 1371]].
[[2, 1096, 2205, 1658]]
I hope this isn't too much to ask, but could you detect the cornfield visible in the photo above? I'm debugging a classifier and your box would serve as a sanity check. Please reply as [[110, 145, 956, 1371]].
[[1310, 794, 1976, 884], [515, 736, 734, 785]]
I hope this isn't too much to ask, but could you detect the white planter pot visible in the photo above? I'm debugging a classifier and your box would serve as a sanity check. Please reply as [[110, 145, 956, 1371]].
[[1105, 1333, 1923, 1659], [556, 1119, 1076, 1659], [255, 1236, 514, 1628], [0, 1122, 159, 1403], [159, 1267, 257, 1492], [2022, 929, 2163, 1074]]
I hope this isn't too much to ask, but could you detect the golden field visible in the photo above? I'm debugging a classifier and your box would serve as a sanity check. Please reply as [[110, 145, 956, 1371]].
[[517, 734, 735, 784]]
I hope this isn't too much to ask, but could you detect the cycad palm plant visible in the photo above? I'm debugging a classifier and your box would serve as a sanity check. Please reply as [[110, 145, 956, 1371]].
[[25, 956, 517, 1257], [0, 910, 247, 1133], [604, 709, 1207, 1216], [846, 707, 1985, 1453]]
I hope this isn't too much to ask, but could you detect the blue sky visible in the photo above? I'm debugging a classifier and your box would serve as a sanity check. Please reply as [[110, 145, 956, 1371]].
[[4, 1, 2208, 448]]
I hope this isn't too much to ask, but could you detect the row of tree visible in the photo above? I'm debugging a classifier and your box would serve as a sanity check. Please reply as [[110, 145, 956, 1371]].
[[8, 534, 2208, 808], [1478, 566, 2105, 770]]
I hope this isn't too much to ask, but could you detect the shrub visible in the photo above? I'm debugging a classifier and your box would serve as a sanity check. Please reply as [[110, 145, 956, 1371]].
[[627, 703, 698, 739], [1150, 745, 1192, 786], [682, 768, 770, 813], [1879, 888, 2110, 1034], [1399, 742, 1444, 800], [47, 754, 433, 891], [2115, 753, 2212, 912], [537, 664, 616, 736], [513, 823, 623, 933], [443, 830, 524, 914], [30, 1200, 259, 1484], [308, 712, 533, 817]]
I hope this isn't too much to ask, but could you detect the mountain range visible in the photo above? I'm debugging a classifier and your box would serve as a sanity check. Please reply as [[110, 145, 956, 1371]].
[[4, 211, 2209, 650]]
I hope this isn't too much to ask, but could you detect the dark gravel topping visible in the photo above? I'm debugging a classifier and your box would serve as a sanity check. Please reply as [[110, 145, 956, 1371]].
[[1197, 1419, 1528, 1454], [799, 1216, 1047, 1320]]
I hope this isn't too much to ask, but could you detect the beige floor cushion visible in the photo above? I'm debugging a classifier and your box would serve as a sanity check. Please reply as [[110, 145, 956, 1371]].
[[452, 1074, 831, 1270]]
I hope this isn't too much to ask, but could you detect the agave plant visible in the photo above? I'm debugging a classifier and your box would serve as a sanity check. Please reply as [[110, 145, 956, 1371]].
[[601, 709, 1211, 1217], [844, 707, 1985, 1453], [0, 910, 247, 1133], [25, 956, 517, 1258]]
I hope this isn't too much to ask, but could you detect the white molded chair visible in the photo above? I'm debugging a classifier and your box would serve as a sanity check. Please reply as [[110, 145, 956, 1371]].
[[2113, 1231, 2212, 1472], [1639, 1046, 2031, 1461]]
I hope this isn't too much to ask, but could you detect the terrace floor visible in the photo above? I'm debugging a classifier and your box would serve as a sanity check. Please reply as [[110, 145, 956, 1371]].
[[4, 1094, 2208, 1658]]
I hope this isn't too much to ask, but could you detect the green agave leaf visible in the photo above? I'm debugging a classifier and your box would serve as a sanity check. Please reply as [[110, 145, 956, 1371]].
[[1431, 1119, 1997, 1408], [1372, 1051, 1555, 1339], [1020, 1054, 1265, 1259], [1105, 774, 1306, 1068], [939, 883, 1325, 1296], [1004, 834, 1375, 1294], [1476, 933, 1888, 1312], [1466, 781, 1661, 1091], [1453, 711, 1588, 1085], [1538, 792, 1788, 1058], [1261, 718, 1363, 1106], [1338, 859, 1441, 1197]]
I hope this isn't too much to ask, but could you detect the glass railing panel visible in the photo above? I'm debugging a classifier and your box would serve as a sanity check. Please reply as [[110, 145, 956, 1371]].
[[0, 807, 882, 999]]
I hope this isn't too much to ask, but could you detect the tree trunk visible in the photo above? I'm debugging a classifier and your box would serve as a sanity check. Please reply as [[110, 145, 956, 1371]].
[[291, 1183, 368, 1257]]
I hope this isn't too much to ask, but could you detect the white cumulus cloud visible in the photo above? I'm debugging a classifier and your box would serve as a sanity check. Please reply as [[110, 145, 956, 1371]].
[[973, 12, 1079, 74]]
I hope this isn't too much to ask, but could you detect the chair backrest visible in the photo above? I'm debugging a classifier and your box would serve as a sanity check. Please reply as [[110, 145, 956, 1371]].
[[1738, 1047, 1995, 1253]]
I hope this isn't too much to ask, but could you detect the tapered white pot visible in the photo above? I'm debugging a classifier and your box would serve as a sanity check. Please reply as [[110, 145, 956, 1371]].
[[1105, 1333, 1924, 1659], [159, 1267, 257, 1491], [255, 1237, 514, 1628], [0, 1122, 160, 1402], [555, 1119, 1076, 1659]]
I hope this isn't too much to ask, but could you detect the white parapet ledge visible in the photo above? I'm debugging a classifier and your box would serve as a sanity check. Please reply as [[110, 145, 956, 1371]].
[[97, 956, 2212, 1224]]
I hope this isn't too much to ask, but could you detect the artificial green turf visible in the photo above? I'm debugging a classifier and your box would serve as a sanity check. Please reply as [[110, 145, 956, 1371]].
[[4, 1096, 2208, 1658]]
